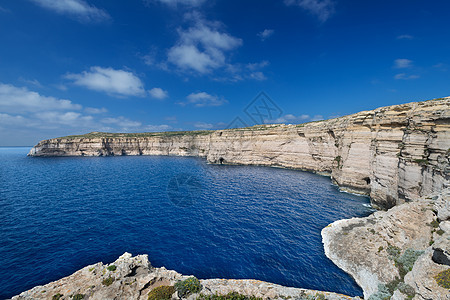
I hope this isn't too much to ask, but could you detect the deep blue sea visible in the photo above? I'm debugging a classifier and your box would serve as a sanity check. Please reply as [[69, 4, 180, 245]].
[[0, 147, 373, 299]]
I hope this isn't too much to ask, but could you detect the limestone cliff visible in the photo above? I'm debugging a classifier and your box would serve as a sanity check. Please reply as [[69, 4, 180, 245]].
[[29, 98, 450, 210]]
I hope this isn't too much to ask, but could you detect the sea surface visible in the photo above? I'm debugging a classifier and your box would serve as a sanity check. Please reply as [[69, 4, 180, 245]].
[[0, 147, 374, 299]]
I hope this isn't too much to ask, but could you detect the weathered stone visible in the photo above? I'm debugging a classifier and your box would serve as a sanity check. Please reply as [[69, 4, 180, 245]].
[[11, 253, 361, 300], [323, 189, 450, 299]]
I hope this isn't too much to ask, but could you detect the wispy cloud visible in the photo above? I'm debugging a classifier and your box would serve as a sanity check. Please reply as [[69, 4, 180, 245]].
[[84, 107, 108, 114], [397, 34, 414, 40], [178, 92, 228, 107], [66, 67, 147, 97], [284, 0, 335, 22], [433, 63, 447, 71], [0, 83, 81, 113], [394, 73, 420, 80], [265, 113, 324, 124], [145, 0, 206, 7], [0, 82, 173, 145], [29, 0, 110, 23], [258, 29, 274, 41], [0, 5, 11, 13], [193, 122, 214, 129], [19, 78, 43, 88], [394, 58, 413, 69], [149, 87, 169, 99], [168, 12, 242, 74]]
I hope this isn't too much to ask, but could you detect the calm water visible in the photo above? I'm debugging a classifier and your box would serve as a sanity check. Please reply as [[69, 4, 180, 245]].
[[0, 147, 373, 299]]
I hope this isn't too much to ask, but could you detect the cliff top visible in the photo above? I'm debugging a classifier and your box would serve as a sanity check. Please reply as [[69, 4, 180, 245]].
[[56, 96, 449, 140]]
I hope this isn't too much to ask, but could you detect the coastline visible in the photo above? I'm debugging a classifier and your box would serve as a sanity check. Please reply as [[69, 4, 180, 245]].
[[17, 98, 450, 299]]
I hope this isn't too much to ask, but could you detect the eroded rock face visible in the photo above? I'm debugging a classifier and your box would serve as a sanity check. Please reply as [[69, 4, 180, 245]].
[[29, 98, 450, 210], [322, 189, 450, 299], [11, 253, 361, 300]]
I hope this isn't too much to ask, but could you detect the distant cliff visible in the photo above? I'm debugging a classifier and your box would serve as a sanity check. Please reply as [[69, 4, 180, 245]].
[[29, 97, 450, 210]]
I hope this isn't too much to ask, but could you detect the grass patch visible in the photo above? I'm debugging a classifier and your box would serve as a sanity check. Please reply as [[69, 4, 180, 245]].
[[372, 246, 424, 299], [147, 285, 175, 300], [102, 276, 114, 286], [198, 292, 263, 300], [414, 158, 429, 166], [107, 265, 117, 272], [434, 269, 450, 289], [429, 219, 440, 228], [52, 294, 63, 300], [175, 276, 202, 297], [72, 294, 84, 300]]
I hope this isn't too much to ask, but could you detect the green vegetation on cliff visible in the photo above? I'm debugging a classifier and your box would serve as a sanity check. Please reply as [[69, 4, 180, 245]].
[[147, 285, 175, 300]]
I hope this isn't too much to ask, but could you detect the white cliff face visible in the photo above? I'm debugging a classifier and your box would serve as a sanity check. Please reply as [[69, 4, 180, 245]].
[[29, 98, 450, 210]]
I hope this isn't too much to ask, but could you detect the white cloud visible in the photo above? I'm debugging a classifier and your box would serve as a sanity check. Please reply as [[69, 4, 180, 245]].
[[180, 92, 228, 107], [258, 29, 274, 41], [0, 113, 27, 126], [193, 122, 214, 129], [35, 111, 93, 125], [0, 82, 175, 145], [147, 0, 206, 7], [397, 34, 414, 40], [394, 73, 420, 80], [85, 107, 108, 114], [101, 117, 172, 132], [265, 113, 323, 124], [66, 67, 147, 97], [144, 124, 172, 131], [168, 13, 242, 74], [101, 116, 142, 128], [149, 88, 169, 99], [249, 72, 267, 81], [0, 83, 81, 113], [29, 0, 110, 23], [284, 0, 335, 22], [394, 59, 413, 69], [247, 61, 269, 71]]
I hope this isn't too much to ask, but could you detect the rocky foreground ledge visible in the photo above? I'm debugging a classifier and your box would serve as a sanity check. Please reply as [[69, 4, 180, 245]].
[[323, 188, 450, 299], [12, 252, 359, 300]]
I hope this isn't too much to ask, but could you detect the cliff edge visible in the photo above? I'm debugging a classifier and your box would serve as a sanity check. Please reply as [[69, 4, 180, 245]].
[[30, 97, 450, 210]]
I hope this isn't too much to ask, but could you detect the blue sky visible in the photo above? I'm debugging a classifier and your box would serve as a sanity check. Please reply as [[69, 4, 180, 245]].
[[0, 0, 449, 146]]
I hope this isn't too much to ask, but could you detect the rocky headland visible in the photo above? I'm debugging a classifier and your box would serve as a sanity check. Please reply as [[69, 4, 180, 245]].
[[20, 97, 450, 299]]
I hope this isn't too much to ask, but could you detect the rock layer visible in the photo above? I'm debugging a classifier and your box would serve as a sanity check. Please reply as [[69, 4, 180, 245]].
[[11, 252, 361, 300], [29, 98, 450, 210]]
